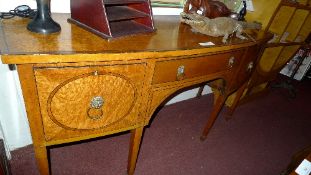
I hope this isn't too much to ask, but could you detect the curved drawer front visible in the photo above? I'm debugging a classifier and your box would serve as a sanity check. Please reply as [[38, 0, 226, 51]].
[[48, 73, 136, 130], [152, 50, 244, 84], [34, 63, 146, 142], [230, 45, 260, 90]]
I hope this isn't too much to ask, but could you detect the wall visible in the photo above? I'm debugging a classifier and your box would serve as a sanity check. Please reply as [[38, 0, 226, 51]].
[[0, 60, 32, 152], [0, 0, 212, 151]]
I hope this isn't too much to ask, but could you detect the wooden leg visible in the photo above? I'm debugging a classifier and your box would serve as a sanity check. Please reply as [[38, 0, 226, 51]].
[[200, 94, 226, 141], [17, 65, 50, 175], [196, 85, 205, 98], [127, 127, 144, 175], [33, 146, 50, 175], [226, 82, 248, 117]]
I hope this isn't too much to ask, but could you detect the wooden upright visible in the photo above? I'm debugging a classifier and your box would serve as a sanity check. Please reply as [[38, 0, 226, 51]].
[[0, 14, 271, 174]]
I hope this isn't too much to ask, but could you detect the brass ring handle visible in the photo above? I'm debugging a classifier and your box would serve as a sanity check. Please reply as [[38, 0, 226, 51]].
[[87, 96, 104, 120], [176, 65, 185, 81], [87, 108, 103, 120]]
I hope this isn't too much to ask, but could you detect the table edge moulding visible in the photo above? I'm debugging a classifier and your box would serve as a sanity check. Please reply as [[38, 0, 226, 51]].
[[0, 14, 272, 175]]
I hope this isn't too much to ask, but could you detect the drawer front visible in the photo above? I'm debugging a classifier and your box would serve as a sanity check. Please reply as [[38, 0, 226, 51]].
[[231, 46, 260, 89], [152, 50, 244, 84], [34, 63, 146, 141]]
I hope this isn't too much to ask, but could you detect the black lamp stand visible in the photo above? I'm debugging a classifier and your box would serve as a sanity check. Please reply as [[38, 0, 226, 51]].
[[27, 0, 61, 34]]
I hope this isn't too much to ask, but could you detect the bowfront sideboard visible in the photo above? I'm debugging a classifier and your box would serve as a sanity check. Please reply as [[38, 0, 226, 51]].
[[0, 14, 271, 174]]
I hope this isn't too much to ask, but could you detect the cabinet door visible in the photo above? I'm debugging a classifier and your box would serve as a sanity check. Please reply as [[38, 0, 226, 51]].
[[34, 63, 146, 142]]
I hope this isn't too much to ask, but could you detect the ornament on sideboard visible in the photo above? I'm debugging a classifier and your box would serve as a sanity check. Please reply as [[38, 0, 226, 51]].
[[238, 0, 247, 21], [27, 0, 61, 34], [183, 0, 232, 19], [180, 12, 262, 43]]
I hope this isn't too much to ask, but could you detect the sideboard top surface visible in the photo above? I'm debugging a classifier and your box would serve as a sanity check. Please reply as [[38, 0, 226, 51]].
[[0, 14, 268, 64]]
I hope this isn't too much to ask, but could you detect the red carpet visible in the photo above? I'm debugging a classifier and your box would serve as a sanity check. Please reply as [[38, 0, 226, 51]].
[[10, 77, 311, 175]]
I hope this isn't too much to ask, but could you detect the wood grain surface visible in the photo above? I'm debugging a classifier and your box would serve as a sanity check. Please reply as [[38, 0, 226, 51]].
[[0, 15, 268, 64], [0, 14, 272, 175], [34, 63, 146, 142]]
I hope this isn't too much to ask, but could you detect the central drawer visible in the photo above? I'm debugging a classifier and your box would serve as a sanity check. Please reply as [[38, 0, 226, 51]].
[[152, 50, 244, 84], [34, 63, 146, 142]]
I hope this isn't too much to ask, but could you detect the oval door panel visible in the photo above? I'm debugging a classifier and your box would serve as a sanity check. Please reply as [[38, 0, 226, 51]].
[[47, 72, 137, 130]]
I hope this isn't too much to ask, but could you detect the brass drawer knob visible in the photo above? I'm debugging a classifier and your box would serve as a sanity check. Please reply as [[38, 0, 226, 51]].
[[90, 96, 104, 109], [228, 56, 235, 68], [247, 62, 254, 72], [87, 96, 104, 120], [176, 65, 185, 80]]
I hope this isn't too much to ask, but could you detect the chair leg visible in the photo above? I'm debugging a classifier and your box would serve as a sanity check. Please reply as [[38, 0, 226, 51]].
[[226, 82, 248, 118], [196, 85, 205, 98]]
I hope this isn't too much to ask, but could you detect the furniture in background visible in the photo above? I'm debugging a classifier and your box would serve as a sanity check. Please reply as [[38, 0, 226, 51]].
[[244, 0, 310, 96], [0, 14, 270, 175], [275, 44, 311, 98], [280, 44, 311, 81], [204, 0, 311, 112], [69, 0, 155, 39]]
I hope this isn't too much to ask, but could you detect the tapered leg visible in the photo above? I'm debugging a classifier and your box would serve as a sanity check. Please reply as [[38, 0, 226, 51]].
[[127, 127, 144, 175], [200, 94, 227, 141], [34, 146, 50, 175], [17, 64, 50, 175], [226, 82, 248, 117]]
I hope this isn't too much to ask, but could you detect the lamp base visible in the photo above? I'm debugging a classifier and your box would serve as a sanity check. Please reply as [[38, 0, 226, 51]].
[[27, 16, 61, 34]]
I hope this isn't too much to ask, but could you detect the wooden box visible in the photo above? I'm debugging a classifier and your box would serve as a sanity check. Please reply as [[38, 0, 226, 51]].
[[68, 0, 155, 39]]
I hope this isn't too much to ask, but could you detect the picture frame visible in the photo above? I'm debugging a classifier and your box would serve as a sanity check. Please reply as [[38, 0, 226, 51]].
[[150, 0, 245, 13], [151, 0, 184, 7]]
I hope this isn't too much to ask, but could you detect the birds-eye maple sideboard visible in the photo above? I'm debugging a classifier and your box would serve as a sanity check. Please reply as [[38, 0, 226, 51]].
[[0, 14, 271, 175]]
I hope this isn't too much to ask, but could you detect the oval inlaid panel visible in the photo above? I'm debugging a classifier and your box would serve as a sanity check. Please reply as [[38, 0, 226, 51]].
[[47, 72, 137, 130]]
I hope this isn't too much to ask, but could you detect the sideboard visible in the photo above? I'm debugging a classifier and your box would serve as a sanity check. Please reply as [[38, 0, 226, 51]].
[[0, 14, 271, 175]]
